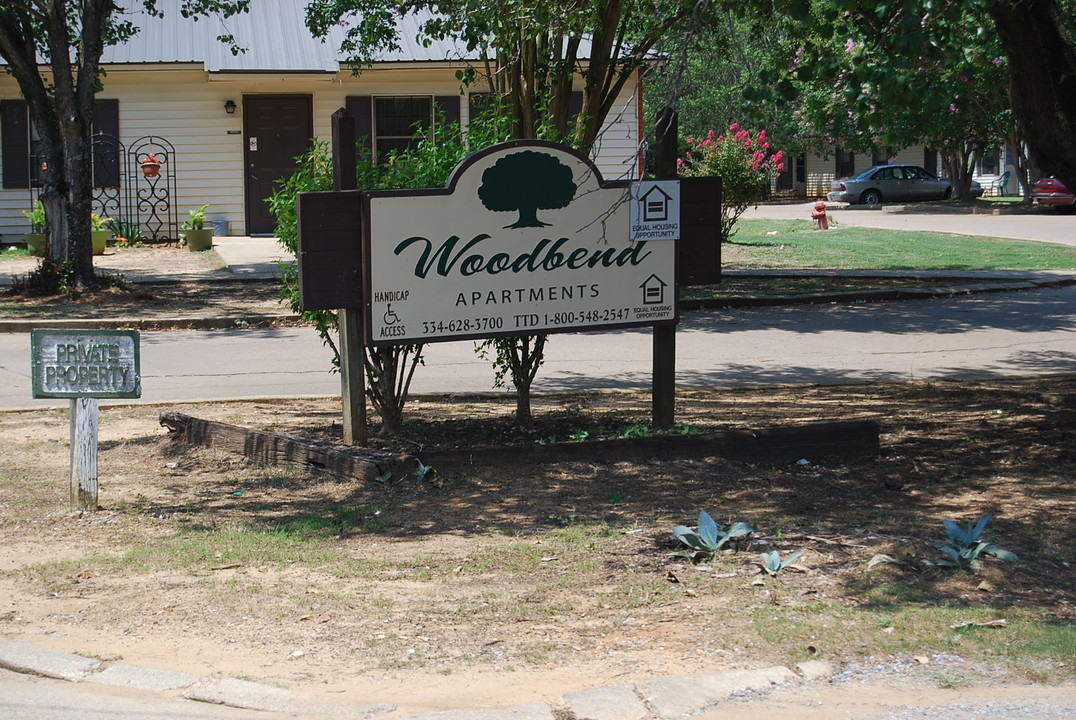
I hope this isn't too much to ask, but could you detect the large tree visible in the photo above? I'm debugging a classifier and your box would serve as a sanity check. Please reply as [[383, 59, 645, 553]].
[[0, 0, 247, 289], [988, 0, 1076, 190], [805, 0, 1076, 192]]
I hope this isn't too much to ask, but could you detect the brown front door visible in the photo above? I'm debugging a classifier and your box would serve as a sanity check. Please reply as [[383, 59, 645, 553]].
[[243, 95, 313, 235]]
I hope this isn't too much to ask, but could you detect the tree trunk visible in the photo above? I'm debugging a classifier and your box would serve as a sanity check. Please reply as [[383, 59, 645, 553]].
[[54, 125, 96, 288], [509, 334, 546, 427], [364, 345, 424, 437], [989, 0, 1076, 192]]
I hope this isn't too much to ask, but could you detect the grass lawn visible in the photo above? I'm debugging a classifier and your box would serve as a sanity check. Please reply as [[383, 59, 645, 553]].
[[726, 219, 1076, 270]]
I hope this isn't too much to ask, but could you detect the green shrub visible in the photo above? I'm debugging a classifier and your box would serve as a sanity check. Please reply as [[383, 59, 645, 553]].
[[268, 110, 511, 435]]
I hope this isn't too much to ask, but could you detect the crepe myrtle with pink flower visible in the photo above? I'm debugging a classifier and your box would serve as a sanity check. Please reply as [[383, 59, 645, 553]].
[[678, 124, 784, 242]]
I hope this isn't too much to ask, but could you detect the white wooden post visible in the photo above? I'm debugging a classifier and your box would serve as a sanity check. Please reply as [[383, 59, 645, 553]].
[[69, 397, 99, 510]]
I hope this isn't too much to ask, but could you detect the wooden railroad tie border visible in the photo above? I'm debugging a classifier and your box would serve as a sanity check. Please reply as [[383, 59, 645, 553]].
[[160, 412, 879, 480], [159, 412, 417, 483]]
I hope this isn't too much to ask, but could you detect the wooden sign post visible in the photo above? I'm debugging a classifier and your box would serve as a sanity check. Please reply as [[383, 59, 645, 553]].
[[30, 329, 141, 509], [651, 108, 679, 429]]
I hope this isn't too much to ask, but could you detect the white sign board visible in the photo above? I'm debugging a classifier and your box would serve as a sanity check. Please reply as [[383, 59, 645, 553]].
[[630, 180, 680, 241], [363, 142, 677, 345]]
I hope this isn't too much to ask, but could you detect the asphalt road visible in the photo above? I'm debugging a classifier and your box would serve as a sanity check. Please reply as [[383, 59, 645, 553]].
[[2, 284, 1074, 410]]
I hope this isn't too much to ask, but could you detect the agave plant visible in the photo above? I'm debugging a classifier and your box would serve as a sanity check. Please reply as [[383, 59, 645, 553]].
[[755, 549, 805, 576], [671, 511, 753, 560], [936, 513, 1018, 570]]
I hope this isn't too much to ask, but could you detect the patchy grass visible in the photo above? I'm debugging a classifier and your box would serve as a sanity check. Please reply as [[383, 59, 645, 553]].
[[728, 220, 1076, 270], [1, 379, 1073, 683]]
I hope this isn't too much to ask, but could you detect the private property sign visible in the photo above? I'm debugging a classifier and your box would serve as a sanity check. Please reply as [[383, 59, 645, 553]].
[[362, 141, 677, 345], [31, 329, 141, 399], [30, 328, 141, 510]]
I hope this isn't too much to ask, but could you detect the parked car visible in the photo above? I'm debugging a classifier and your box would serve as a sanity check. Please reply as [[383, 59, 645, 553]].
[[1031, 177, 1076, 208], [828, 165, 983, 205]]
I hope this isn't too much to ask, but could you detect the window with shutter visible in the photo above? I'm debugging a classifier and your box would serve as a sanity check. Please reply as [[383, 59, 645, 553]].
[[346, 95, 462, 164], [2, 99, 120, 189], [1, 100, 30, 189]]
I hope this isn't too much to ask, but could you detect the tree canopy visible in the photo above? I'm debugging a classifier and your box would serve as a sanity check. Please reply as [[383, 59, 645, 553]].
[[0, 0, 249, 288], [306, 0, 713, 153]]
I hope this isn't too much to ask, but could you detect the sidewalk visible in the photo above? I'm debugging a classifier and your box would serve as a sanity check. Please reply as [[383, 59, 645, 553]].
[[0, 639, 833, 719], [0, 236, 290, 287]]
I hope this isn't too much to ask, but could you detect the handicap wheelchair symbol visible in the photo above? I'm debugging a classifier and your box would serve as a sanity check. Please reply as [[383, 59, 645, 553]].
[[383, 304, 401, 326]]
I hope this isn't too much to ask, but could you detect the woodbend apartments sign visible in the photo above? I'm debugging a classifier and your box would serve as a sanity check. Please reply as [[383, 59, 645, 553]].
[[361, 141, 678, 345]]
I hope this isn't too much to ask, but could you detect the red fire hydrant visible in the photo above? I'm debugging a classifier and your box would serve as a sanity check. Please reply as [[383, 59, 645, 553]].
[[811, 201, 829, 230]]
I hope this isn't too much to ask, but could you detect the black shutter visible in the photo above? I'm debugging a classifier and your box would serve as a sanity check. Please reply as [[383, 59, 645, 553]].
[[1, 100, 30, 189], [91, 99, 120, 188], [92, 98, 119, 136], [434, 95, 461, 139], [569, 91, 583, 121], [345, 96, 372, 157]]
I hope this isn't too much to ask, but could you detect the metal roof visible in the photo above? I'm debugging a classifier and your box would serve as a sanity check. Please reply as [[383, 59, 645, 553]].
[[101, 0, 477, 71]]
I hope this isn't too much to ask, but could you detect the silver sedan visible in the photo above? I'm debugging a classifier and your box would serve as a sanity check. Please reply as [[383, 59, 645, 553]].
[[828, 165, 981, 205]]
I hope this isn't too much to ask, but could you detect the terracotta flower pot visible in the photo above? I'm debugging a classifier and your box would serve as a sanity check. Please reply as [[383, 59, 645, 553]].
[[141, 154, 162, 178]]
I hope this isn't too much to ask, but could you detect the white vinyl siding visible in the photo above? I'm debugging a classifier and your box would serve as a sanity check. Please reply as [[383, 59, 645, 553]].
[[1, 66, 642, 241]]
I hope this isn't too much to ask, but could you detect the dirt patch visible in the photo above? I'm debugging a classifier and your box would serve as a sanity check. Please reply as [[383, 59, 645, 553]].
[[0, 378, 1073, 713]]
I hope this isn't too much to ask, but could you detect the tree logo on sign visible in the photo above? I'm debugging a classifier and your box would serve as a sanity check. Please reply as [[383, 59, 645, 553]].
[[477, 151, 577, 228]]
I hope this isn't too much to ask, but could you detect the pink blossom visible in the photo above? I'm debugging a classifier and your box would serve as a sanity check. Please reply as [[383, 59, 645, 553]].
[[729, 123, 739, 132], [845, 38, 855, 53], [777, 163, 786, 172]]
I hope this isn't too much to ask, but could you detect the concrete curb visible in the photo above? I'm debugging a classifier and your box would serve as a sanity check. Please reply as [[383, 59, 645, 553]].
[[0, 314, 298, 333], [0, 640, 832, 719], [0, 640, 397, 717], [0, 640, 101, 681], [680, 276, 1076, 311]]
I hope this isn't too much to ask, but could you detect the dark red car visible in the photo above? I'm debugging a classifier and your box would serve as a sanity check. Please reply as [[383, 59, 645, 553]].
[[1031, 177, 1076, 208]]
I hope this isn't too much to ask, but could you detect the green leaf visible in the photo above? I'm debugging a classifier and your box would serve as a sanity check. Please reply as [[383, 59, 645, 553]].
[[783, 550, 805, 567], [942, 519, 967, 545], [672, 527, 707, 552], [697, 511, 719, 549], [970, 513, 992, 541], [726, 522, 754, 539], [982, 545, 1018, 562]]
